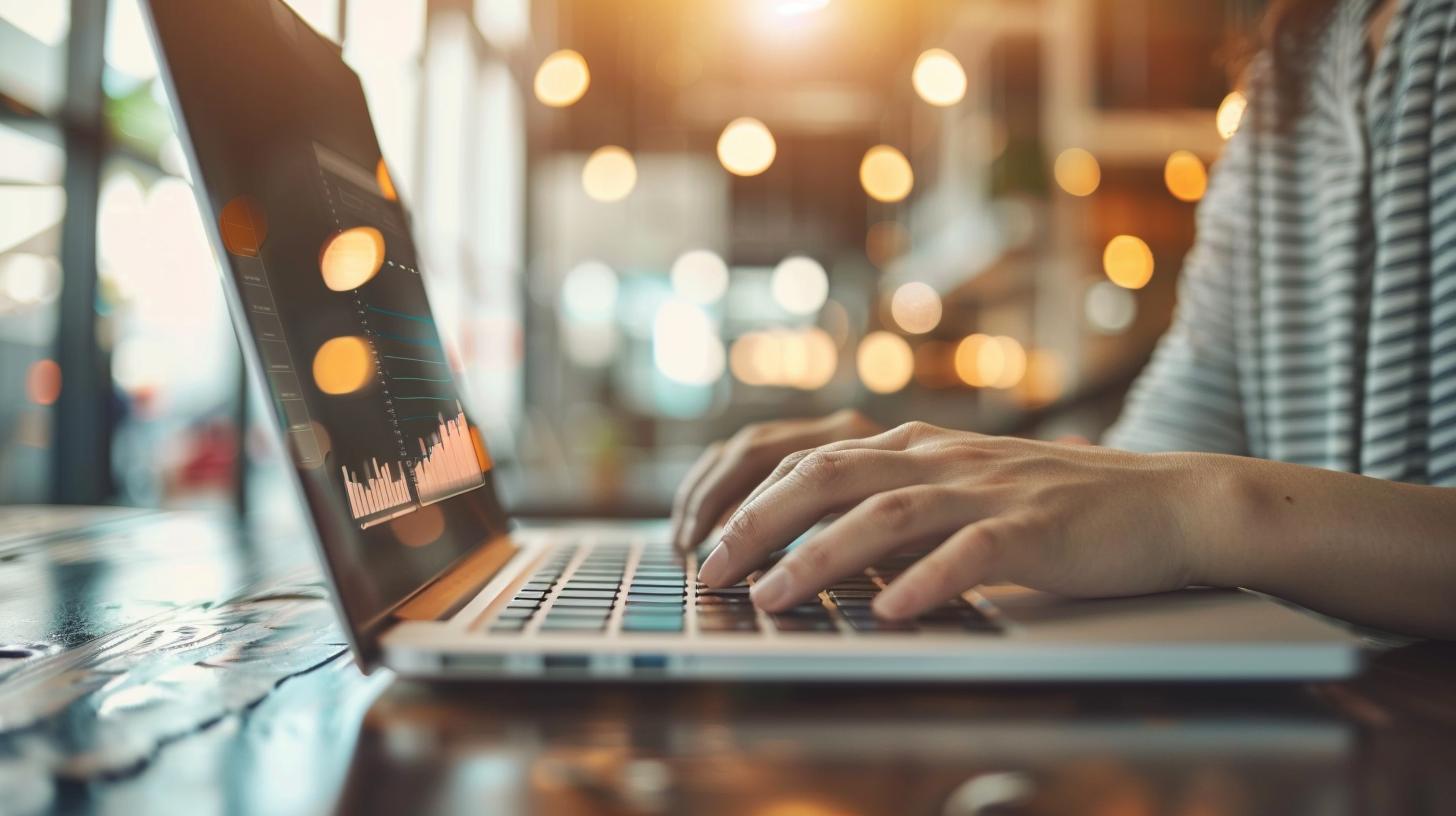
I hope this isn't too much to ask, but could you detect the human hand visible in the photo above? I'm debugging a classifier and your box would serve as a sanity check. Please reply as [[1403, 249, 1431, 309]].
[[670, 409, 884, 552], [696, 422, 1206, 619]]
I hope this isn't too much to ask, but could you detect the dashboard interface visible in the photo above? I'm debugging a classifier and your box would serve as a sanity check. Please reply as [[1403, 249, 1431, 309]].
[[149, 0, 510, 628]]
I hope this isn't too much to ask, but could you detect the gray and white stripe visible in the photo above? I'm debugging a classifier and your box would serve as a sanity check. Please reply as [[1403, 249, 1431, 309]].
[[1107, 0, 1456, 487]]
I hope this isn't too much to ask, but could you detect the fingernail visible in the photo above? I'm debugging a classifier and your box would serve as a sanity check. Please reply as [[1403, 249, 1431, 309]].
[[697, 544, 731, 586], [750, 570, 789, 609]]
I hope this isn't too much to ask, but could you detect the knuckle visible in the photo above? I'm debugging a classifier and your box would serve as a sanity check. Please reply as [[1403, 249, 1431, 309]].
[[774, 448, 812, 477], [793, 450, 841, 485], [783, 545, 829, 582], [867, 489, 918, 531]]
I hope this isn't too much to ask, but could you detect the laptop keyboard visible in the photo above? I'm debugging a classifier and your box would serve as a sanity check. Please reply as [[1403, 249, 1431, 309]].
[[483, 537, 1002, 637]]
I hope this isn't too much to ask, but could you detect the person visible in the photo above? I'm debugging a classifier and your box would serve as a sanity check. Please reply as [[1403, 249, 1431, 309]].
[[670, 0, 1456, 640]]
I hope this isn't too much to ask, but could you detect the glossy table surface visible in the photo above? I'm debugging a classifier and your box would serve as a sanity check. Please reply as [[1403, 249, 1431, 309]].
[[1, 507, 1453, 816]]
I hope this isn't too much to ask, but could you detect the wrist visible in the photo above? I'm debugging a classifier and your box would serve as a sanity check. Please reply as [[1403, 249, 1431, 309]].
[[1164, 453, 1265, 589]]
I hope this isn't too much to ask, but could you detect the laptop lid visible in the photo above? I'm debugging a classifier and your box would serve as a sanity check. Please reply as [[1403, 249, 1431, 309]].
[[143, 0, 514, 665]]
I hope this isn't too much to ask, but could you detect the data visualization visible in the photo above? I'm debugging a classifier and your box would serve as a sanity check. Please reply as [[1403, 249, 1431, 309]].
[[310, 143, 487, 529]]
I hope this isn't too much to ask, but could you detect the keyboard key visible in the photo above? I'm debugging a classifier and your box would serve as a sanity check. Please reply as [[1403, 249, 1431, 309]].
[[627, 585, 685, 596], [511, 590, 547, 601], [628, 577, 685, 587], [628, 593, 686, 605], [622, 615, 684, 633], [557, 589, 618, 600], [698, 587, 752, 597], [540, 619, 607, 632], [693, 595, 752, 606], [845, 616, 917, 633], [505, 599, 540, 610], [494, 608, 537, 620], [551, 597, 617, 609]]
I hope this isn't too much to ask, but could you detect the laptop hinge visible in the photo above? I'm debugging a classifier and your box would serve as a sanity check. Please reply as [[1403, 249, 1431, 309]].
[[394, 537, 518, 622]]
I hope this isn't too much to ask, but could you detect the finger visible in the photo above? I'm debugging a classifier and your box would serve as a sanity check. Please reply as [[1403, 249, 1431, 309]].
[[701, 448, 927, 587], [671, 442, 724, 550], [676, 445, 768, 555], [745, 485, 982, 610], [730, 422, 924, 519], [873, 517, 1016, 619]]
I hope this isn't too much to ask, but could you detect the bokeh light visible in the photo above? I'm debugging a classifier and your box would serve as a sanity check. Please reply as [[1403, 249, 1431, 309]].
[[1102, 235, 1154, 290], [912, 48, 967, 107], [320, 226, 386, 291], [561, 260, 618, 323], [0, 253, 61, 306], [989, 336, 1026, 389], [390, 505, 445, 548], [26, 359, 61, 406], [533, 49, 590, 107], [859, 145, 914, 203], [1216, 90, 1247, 140], [671, 249, 729, 305], [856, 331, 914, 394], [734, 328, 839, 390], [771, 255, 829, 315], [1084, 280, 1137, 334], [312, 336, 374, 396], [1164, 150, 1208, 202], [889, 281, 942, 334], [653, 300, 725, 386], [219, 195, 268, 257], [581, 146, 637, 202], [717, 117, 777, 177], [1019, 349, 1066, 406], [1053, 148, 1100, 197]]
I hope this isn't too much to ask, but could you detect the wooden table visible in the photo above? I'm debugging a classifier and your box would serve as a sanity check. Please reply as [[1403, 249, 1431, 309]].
[[1, 508, 1452, 815]]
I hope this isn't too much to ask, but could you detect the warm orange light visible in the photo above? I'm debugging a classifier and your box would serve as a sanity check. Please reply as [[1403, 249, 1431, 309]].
[[1019, 349, 1066, 406], [219, 195, 268, 257], [312, 336, 374, 395], [376, 158, 398, 201], [912, 48, 967, 107], [26, 359, 61, 405], [954, 333, 990, 387], [1217, 91, 1247, 140], [534, 49, 590, 107], [1103, 235, 1155, 290], [856, 331, 913, 394], [320, 227, 386, 292], [1053, 148, 1100, 197], [717, 117, 777, 177], [860, 145, 914, 203], [1163, 150, 1208, 202], [989, 336, 1026, 389]]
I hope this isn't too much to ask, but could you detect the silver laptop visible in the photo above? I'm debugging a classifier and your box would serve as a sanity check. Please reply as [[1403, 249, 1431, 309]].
[[143, 0, 1361, 682]]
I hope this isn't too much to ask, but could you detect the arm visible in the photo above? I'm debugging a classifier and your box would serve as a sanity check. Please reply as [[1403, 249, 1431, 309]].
[[696, 424, 1456, 640]]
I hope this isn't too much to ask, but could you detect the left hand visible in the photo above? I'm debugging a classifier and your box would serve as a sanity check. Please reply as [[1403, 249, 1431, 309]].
[[696, 421, 1208, 619]]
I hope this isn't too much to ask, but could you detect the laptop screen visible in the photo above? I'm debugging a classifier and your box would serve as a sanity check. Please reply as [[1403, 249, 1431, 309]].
[[146, 0, 511, 634]]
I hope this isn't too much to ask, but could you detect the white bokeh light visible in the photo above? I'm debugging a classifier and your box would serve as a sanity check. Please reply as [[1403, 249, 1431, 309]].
[[770, 255, 828, 315], [561, 260, 618, 324], [653, 300, 725, 386], [670, 249, 729, 305]]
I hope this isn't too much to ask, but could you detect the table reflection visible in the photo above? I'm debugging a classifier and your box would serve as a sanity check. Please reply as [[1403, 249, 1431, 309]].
[[339, 682, 1356, 816]]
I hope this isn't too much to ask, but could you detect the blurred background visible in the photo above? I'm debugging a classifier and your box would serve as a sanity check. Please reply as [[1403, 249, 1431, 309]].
[[0, 0, 1259, 531]]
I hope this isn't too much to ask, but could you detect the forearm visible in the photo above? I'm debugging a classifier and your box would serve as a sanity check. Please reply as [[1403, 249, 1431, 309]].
[[1183, 454, 1456, 639]]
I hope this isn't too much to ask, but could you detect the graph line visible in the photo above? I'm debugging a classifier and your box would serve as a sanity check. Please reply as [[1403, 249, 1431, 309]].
[[373, 331, 442, 349], [367, 304, 435, 324], [392, 376, 454, 383], [392, 395, 458, 401], [383, 354, 445, 365]]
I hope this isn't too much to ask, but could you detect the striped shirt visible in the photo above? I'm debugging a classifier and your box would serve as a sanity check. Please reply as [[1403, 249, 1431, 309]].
[[1106, 0, 1456, 486]]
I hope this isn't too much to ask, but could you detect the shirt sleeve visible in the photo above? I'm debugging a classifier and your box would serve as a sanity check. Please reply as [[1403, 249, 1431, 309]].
[[1102, 125, 1253, 455]]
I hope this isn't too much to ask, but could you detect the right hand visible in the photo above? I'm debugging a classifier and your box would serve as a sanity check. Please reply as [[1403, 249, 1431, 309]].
[[670, 409, 884, 552]]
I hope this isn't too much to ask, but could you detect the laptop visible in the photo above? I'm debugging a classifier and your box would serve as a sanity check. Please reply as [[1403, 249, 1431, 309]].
[[142, 0, 1361, 681]]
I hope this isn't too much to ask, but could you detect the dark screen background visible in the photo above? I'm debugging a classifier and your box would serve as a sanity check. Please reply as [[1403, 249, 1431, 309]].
[[147, 0, 512, 632]]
